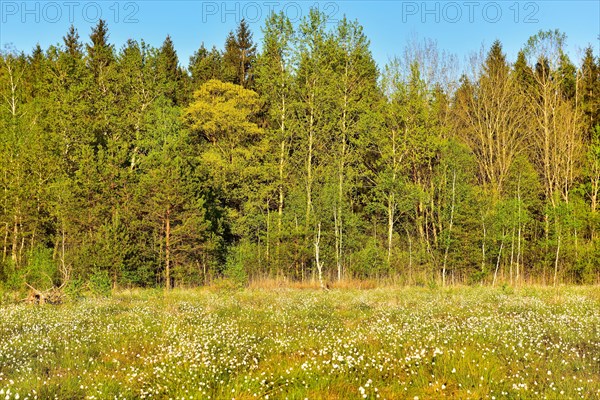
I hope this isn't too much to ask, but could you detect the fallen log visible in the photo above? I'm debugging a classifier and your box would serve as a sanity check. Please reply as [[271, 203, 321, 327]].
[[23, 283, 65, 305]]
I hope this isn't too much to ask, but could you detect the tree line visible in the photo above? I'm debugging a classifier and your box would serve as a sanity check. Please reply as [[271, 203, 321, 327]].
[[1, 12, 598, 291]]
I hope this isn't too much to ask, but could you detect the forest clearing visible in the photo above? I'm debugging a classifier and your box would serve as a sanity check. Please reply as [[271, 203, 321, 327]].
[[0, 286, 598, 399]]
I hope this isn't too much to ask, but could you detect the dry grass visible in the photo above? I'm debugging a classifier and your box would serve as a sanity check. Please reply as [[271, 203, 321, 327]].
[[248, 277, 387, 290], [247, 277, 321, 290]]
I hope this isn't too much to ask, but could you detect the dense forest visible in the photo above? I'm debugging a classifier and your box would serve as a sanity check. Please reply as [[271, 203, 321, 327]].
[[1, 11, 599, 291]]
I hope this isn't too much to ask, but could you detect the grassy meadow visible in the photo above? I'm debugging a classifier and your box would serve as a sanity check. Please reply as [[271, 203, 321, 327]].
[[0, 286, 599, 399]]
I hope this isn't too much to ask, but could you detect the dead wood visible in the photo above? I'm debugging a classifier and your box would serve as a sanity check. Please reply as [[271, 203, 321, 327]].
[[23, 282, 65, 305]]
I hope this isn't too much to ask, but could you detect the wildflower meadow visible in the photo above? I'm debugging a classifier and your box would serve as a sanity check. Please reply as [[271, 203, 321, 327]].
[[0, 286, 599, 399]]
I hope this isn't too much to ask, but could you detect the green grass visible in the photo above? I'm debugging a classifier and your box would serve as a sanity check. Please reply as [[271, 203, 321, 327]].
[[0, 286, 599, 399]]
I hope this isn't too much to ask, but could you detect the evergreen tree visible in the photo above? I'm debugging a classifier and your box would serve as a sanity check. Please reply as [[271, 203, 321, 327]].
[[183, 80, 263, 259], [158, 35, 183, 105], [513, 50, 534, 91], [189, 44, 223, 86], [64, 25, 83, 59], [579, 46, 599, 136], [0, 16, 598, 287], [558, 52, 577, 100], [86, 19, 114, 77], [139, 97, 210, 288], [223, 19, 257, 88]]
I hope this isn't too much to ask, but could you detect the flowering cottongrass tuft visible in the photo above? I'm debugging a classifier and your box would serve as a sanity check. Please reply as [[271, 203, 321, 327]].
[[0, 286, 598, 399]]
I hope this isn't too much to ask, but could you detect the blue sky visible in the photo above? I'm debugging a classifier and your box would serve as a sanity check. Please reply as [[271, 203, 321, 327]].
[[1, 1, 598, 70]]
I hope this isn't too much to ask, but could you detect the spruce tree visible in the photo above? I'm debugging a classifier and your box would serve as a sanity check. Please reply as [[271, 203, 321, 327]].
[[222, 19, 257, 88], [189, 44, 223, 86], [580, 46, 599, 136], [86, 19, 114, 77], [63, 25, 83, 59], [158, 35, 182, 104], [513, 50, 534, 88]]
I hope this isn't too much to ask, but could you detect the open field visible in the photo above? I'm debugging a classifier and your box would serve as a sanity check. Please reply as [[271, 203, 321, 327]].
[[0, 286, 599, 399]]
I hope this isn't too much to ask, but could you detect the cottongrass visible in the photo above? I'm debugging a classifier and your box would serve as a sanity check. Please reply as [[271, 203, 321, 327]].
[[0, 286, 598, 399]]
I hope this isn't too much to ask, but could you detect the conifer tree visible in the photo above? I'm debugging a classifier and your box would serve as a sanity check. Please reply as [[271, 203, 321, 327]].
[[579, 46, 599, 136], [158, 35, 183, 105], [223, 19, 257, 88], [189, 44, 223, 86], [86, 19, 114, 78], [64, 25, 83, 59]]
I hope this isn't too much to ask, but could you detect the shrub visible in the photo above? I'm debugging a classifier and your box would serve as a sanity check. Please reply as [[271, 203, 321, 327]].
[[88, 269, 112, 297]]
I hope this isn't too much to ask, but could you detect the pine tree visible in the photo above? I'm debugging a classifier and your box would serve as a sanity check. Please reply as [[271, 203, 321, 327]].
[[86, 19, 114, 77], [183, 79, 264, 276], [189, 44, 223, 86], [138, 97, 210, 288], [580, 46, 599, 136], [158, 35, 182, 105], [222, 19, 257, 88], [63, 25, 83, 59]]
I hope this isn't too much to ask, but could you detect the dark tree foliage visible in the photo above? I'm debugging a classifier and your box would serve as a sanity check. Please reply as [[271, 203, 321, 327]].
[[158, 35, 185, 105], [86, 19, 114, 76], [580, 46, 600, 135], [222, 19, 257, 88], [63, 25, 83, 59], [189, 44, 223, 87]]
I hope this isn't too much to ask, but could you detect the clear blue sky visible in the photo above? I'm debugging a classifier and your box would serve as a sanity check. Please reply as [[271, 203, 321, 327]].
[[1, 1, 598, 70]]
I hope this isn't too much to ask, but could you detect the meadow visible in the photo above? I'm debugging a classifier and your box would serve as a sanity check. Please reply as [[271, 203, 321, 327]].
[[0, 286, 599, 399]]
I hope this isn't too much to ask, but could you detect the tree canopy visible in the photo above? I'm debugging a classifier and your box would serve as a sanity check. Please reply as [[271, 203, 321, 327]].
[[0, 19, 598, 290]]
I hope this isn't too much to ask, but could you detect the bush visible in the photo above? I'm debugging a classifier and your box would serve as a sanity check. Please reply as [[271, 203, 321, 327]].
[[223, 246, 249, 288], [2, 247, 58, 293], [3, 261, 24, 292], [88, 269, 112, 297], [350, 238, 387, 279], [64, 277, 85, 300], [25, 246, 59, 289]]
